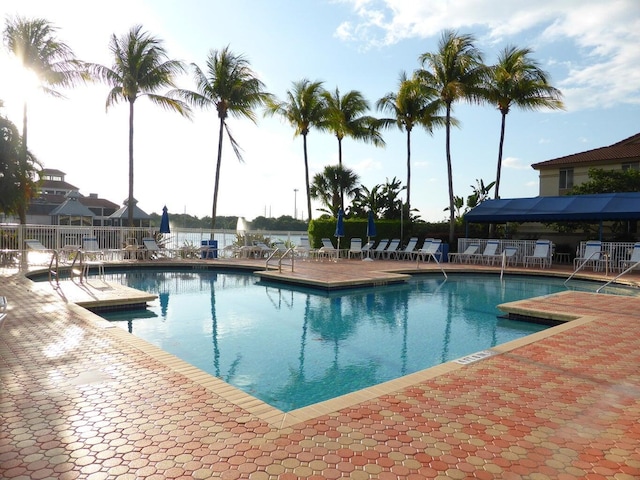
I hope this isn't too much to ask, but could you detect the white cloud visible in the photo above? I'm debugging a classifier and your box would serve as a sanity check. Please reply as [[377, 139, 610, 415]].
[[336, 0, 640, 110], [503, 157, 529, 170]]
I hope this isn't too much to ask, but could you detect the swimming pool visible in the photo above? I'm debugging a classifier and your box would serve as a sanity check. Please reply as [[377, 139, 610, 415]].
[[99, 270, 632, 412]]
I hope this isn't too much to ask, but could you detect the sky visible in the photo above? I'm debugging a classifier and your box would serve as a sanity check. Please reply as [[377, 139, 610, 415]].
[[0, 0, 639, 223]]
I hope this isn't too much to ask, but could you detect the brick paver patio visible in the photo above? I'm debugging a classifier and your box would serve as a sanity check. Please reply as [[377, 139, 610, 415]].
[[1, 259, 639, 479]]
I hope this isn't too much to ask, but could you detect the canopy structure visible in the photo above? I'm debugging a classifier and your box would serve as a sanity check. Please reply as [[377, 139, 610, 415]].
[[464, 193, 640, 224]]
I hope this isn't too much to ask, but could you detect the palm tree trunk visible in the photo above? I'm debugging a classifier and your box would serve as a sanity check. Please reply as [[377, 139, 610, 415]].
[[127, 101, 135, 227], [445, 103, 455, 245], [211, 118, 225, 230], [19, 101, 28, 225], [495, 112, 507, 199], [303, 134, 312, 222], [406, 128, 412, 214], [338, 137, 344, 210]]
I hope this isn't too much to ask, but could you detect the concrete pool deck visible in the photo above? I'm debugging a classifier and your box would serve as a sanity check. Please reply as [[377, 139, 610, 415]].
[[1, 258, 639, 479]]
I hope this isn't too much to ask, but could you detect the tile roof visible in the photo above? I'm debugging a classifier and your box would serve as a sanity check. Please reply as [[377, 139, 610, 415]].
[[531, 132, 640, 169]]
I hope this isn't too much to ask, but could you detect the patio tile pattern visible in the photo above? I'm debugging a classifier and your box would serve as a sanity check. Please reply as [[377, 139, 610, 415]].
[[1, 260, 639, 479]]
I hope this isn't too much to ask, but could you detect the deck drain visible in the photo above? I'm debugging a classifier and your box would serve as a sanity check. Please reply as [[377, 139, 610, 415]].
[[454, 350, 496, 365]]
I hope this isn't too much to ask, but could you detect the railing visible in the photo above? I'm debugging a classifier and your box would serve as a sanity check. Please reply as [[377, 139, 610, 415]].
[[458, 238, 547, 266], [266, 247, 295, 273], [596, 260, 640, 293], [564, 250, 604, 286]]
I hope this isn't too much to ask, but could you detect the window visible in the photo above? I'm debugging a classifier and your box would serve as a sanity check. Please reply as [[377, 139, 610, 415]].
[[559, 168, 574, 190], [622, 162, 639, 171]]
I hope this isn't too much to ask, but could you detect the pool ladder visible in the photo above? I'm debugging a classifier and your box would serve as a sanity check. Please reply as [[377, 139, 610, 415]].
[[266, 247, 295, 273]]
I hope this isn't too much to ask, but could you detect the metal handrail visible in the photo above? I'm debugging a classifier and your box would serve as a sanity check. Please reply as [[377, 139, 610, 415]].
[[564, 250, 604, 286], [416, 252, 448, 280], [596, 260, 640, 293], [266, 247, 295, 273], [48, 250, 60, 286]]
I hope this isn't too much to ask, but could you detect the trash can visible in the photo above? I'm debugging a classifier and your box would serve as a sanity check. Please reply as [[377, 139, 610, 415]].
[[201, 240, 218, 259]]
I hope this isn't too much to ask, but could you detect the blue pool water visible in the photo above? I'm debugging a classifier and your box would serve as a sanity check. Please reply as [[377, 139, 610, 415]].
[[98, 271, 634, 412]]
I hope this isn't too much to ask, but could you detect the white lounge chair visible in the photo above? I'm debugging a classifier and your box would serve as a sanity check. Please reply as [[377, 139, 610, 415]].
[[384, 239, 401, 259], [473, 240, 500, 265], [524, 240, 552, 268], [0, 296, 8, 331], [448, 244, 479, 264], [25, 239, 55, 265], [361, 240, 375, 259], [348, 238, 363, 259], [417, 239, 443, 262], [372, 239, 389, 259], [619, 242, 640, 271], [295, 236, 312, 258], [573, 240, 604, 271], [81, 237, 106, 279], [398, 237, 419, 260], [142, 237, 177, 260], [319, 238, 338, 260]]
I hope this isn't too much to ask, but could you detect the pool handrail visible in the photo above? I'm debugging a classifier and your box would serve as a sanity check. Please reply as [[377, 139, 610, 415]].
[[596, 259, 640, 293]]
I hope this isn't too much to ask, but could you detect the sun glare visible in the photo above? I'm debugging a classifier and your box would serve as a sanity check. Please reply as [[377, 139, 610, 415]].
[[0, 54, 41, 123]]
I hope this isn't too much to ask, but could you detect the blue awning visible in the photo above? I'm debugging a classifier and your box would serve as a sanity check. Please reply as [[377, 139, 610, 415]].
[[464, 193, 640, 223]]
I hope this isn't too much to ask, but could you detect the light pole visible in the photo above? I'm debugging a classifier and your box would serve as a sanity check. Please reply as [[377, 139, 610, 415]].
[[293, 188, 298, 220]]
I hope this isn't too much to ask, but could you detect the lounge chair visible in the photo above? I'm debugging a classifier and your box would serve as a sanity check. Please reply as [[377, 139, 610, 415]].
[[573, 240, 605, 271], [372, 239, 389, 259], [25, 239, 55, 265], [383, 239, 401, 259], [142, 237, 177, 260], [619, 242, 640, 271], [524, 240, 552, 268], [295, 236, 312, 258], [81, 237, 106, 279], [484, 245, 519, 266], [0, 296, 7, 330], [398, 237, 419, 260], [319, 238, 338, 260], [448, 244, 479, 263], [348, 238, 363, 259], [472, 240, 500, 265], [417, 239, 443, 262], [361, 240, 375, 259]]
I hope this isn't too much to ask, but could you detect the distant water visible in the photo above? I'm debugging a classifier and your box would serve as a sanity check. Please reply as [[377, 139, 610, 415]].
[[169, 231, 305, 250]]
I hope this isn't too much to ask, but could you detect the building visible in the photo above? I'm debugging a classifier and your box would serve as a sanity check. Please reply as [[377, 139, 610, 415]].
[[23, 168, 120, 226], [531, 133, 640, 196]]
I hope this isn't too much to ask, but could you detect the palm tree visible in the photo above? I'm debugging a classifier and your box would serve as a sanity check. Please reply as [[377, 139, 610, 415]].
[[417, 29, 486, 244], [171, 46, 271, 229], [485, 46, 564, 199], [0, 104, 40, 218], [322, 87, 385, 209], [376, 71, 447, 217], [310, 164, 360, 217], [3, 16, 85, 222], [265, 79, 328, 222], [86, 25, 190, 226]]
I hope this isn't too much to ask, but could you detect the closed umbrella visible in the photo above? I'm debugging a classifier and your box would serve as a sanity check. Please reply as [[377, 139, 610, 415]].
[[160, 205, 170, 234], [365, 210, 377, 261], [335, 208, 345, 258]]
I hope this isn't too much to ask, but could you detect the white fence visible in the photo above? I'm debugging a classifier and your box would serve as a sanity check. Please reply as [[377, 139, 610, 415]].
[[0, 224, 306, 262], [458, 238, 637, 271]]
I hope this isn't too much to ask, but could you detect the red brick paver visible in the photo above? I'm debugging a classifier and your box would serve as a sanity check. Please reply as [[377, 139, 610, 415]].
[[1, 261, 639, 479]]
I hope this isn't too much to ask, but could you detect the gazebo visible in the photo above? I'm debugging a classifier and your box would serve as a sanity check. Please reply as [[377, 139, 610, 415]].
[[107, 198, 151, 228], [49, 191, 94, 226]]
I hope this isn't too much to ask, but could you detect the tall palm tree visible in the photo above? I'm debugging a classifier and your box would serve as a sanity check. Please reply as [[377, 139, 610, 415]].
[[322, 87, 385, 209], [171, 46, 271, 229], [265, 79, 328, 222], [376, 71, 447, 216], [0, 104, 40, 218], [86, 25, 190, 226], [417, 29, 486, 244], [3, 16, 85, 223], [310, 164, 360, 218], [485, 45, 564, 199]]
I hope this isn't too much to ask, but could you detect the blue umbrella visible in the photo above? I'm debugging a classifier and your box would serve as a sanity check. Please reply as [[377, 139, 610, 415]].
[[366, 210, 377, 238], [335, 208, 345, 257], [159, 205, 170, 234], [365, 210, 377, 261]]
